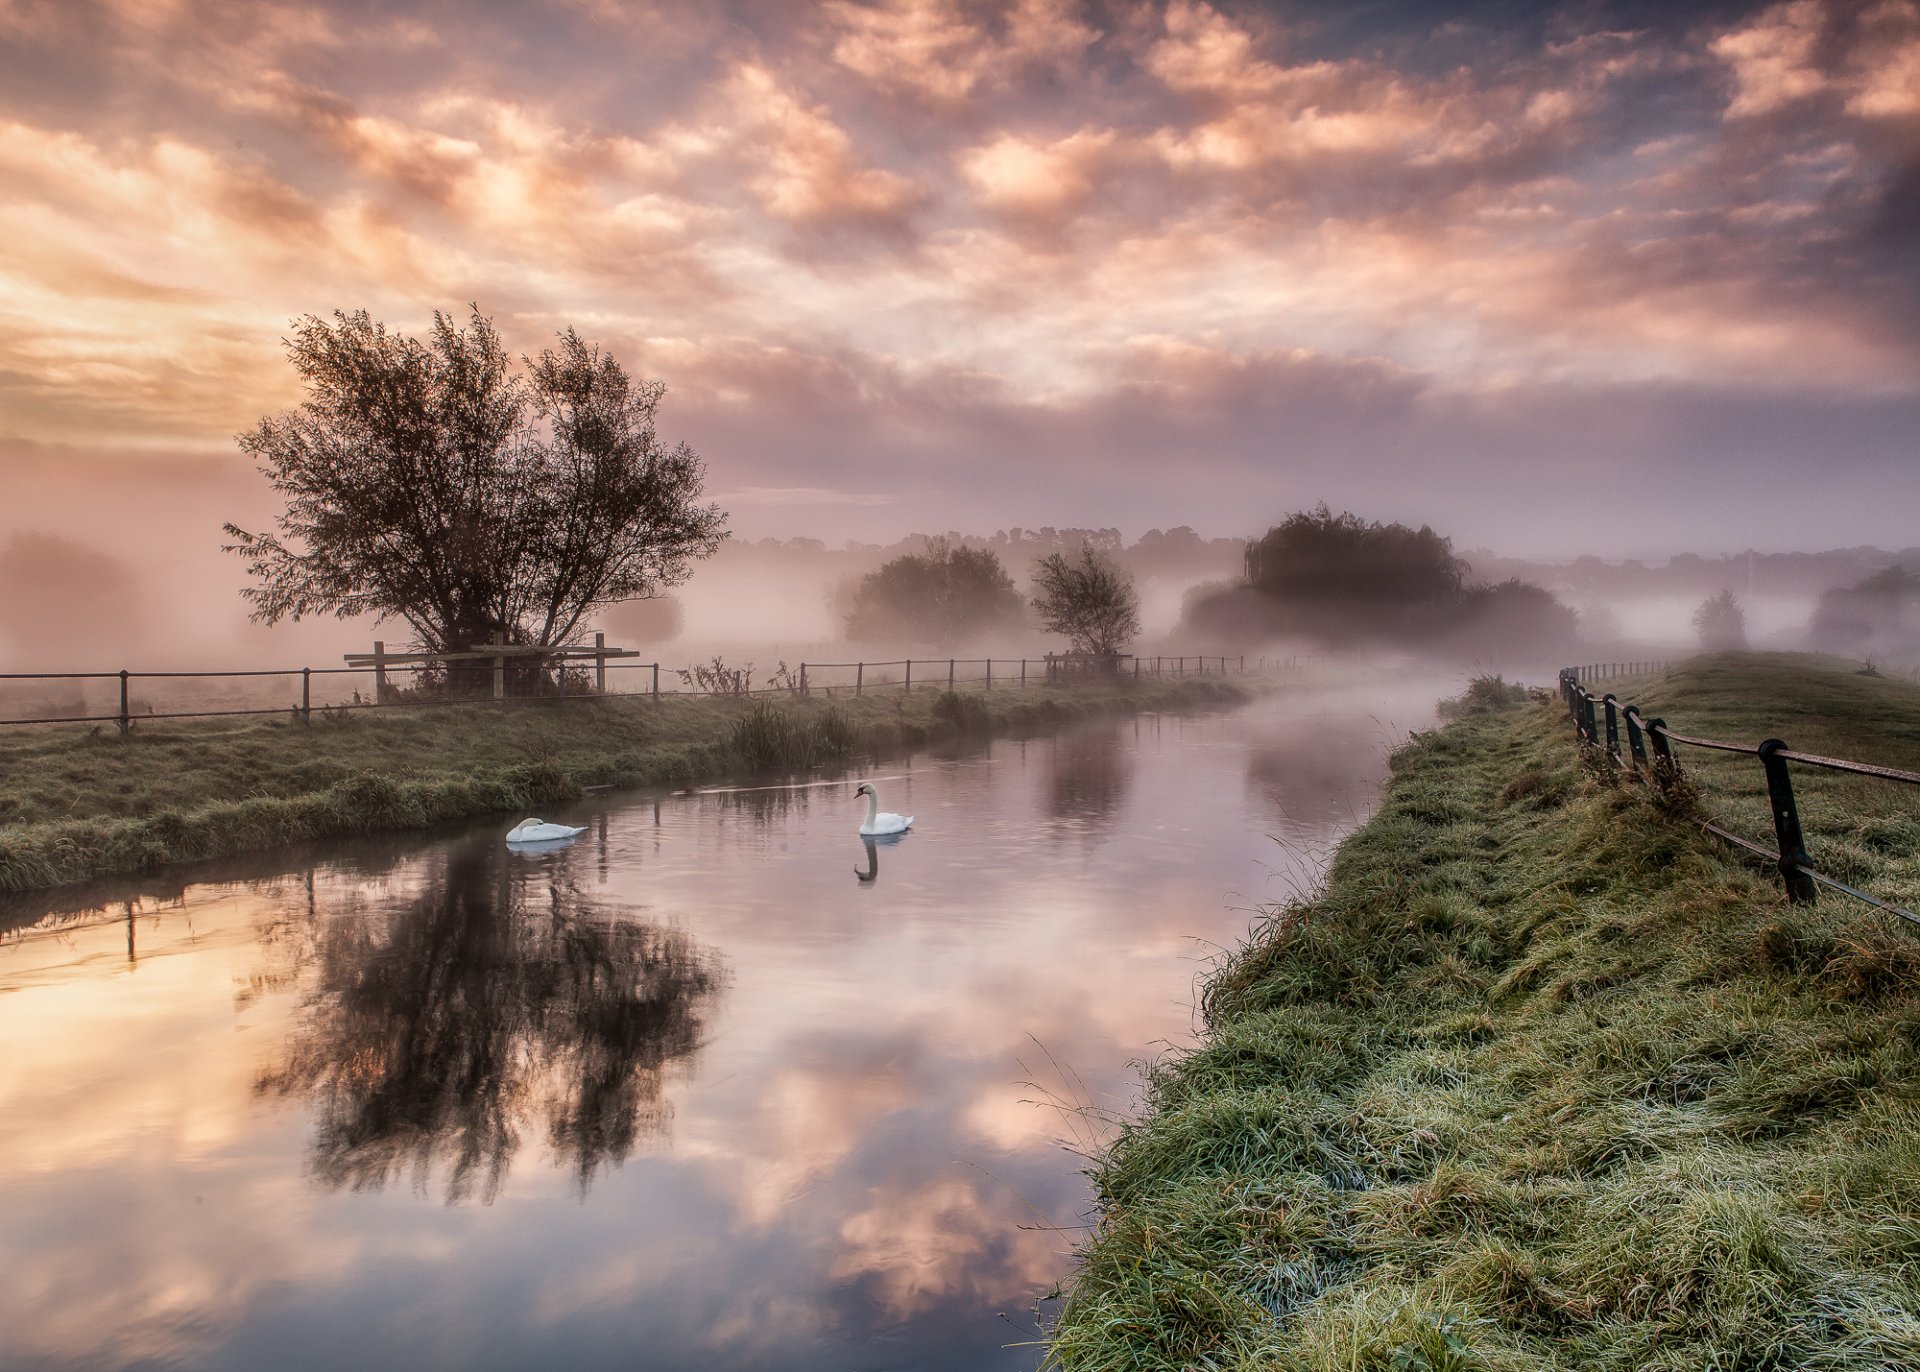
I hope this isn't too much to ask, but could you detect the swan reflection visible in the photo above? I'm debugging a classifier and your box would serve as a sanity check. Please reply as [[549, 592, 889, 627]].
[[257, 843, 725, 1202], [853, 831, 911, 883]]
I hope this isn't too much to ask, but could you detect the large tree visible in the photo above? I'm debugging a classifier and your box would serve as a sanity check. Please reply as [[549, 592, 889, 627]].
[[843, 537, 1024, 643], [1031, 545, 1141, 656], [224, 308, 727, 655]]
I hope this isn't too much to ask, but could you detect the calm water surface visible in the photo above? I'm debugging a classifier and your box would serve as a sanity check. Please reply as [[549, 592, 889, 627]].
[[0, 684, 1435, 1372]]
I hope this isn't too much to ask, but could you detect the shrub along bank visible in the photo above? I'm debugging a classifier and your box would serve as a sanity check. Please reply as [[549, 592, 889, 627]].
[[1048, 655, 1920, 1370], [0, 678, 1247, 894]]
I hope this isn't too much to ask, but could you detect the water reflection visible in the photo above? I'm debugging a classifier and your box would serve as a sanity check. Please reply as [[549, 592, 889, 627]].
[[852, 832, 912, 883], [0, 689, 1432, 1372], [257, 843, 724, 1202], [1245, 710, 1396, 829], [1045, 722, 1133, 831]]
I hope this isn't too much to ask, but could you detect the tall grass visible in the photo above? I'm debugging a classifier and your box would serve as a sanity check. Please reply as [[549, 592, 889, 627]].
[[1048, 655, 1920, 1370]]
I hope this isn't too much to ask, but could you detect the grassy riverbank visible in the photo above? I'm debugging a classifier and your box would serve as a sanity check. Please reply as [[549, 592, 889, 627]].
[[0, 677, 1249, 894], [1049, 654, 1920, 1370]]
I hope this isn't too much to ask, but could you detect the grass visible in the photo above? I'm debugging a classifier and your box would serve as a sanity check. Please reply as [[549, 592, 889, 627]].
[[1047, 653, 1920, 1370], [0, 677, 1249, 895]]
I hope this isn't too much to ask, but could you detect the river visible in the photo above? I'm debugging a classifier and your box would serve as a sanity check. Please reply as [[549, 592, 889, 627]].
[[0, 682, 1436, 1372]]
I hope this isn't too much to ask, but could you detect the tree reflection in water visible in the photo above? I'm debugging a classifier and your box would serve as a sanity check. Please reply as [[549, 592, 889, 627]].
[[1245, 711, 1392, 829], [257, 843, 724, 1203], [1046, 722, 1133, 828]]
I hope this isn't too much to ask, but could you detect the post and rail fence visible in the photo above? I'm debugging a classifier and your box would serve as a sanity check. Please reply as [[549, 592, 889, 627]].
[[1559, 666, 1920, 928], [0, 648, 1274, 732]]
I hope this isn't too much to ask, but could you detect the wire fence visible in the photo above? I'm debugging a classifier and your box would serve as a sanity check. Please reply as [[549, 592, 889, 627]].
[[0, 650, 1271, 732], [1559, 666, 1920, 928]]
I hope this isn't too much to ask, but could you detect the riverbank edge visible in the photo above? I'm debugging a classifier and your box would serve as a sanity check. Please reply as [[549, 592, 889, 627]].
[[1046, 658, 1920, 1369], [0, 678, 1251, 895]]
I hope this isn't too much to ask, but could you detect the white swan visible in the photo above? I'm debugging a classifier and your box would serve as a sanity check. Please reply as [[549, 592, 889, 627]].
[[506, 817, 587, 845], [854, 782, 913, 836]]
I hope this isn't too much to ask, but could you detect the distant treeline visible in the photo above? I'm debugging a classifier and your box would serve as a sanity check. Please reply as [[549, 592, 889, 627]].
[[715, 524, 1245, 582]]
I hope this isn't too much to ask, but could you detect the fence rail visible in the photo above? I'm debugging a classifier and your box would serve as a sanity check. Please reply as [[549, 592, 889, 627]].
[[1558, 667, 1919, 927], [0, 652, 1261, 731]]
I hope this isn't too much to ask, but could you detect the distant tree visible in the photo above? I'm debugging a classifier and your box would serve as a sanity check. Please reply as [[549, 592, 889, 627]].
[[600, 594, 685, 646], [1456, 578, 1579, 655], [843, 537, 1023, 642], [1692, 589, 1748, 650], [0, 533, 149, 662], [1182, 505, 1575, 655], [1244, 505, 1466, 609], [224, 307, 727, 657], [1031, 545, 1141, 655], [1809, 565, 1920, 660]]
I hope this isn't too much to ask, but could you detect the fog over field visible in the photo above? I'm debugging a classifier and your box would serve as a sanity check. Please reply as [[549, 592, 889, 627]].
[[1, 0, 1916, 679]]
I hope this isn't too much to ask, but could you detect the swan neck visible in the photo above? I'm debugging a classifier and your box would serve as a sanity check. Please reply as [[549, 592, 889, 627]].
[[865, 790, 879, 826]]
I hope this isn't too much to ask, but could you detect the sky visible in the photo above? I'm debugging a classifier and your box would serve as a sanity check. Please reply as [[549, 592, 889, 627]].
[[1, 0, 1917, 581]]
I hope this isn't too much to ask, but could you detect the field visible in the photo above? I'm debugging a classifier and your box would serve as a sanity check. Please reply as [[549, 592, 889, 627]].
[[1048, 654, 1920, 1370]]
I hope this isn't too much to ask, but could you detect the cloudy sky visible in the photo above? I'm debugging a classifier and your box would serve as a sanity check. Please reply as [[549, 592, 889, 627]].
[[2, 0, 1916, 560]]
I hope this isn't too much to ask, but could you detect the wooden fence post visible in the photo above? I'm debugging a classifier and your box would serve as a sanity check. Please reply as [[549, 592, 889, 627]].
[[985, 658, 992, 690], [118, 669, 130, 735], [801, 663, 809, 696], [492, 634, 506, 701], [906, 660, 913, 694], [948, 658, 955, 691], [1758, 740, 1818, 903], [595, 632, 607, 694], [301, 667, 311, 723], [856, 662, 864, 696], [372, 641, 387, 703], [652, 663, 659, 698]]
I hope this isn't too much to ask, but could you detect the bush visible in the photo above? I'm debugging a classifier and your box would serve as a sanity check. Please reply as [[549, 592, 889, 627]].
[[1437, 675, 1530, 719]]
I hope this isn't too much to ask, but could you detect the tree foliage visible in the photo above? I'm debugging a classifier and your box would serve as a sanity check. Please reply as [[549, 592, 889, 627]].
[[1030, 545, 1142, 656], [1692, 589, 1748, 651], [1185, 505, 1574, 655], [843, 537, 1024, 643], [1810, 565, 1920, 661], [1244, 505, 1466, 607], [224, 307, 727, 655]]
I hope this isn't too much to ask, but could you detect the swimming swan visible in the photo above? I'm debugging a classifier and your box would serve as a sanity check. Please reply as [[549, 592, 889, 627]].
[[854, 782, 913, 837], [506, 818, 588, 844]]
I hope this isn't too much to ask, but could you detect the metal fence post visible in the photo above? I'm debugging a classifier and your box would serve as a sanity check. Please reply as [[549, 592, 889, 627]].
[[1758, 739, 1818, 903], [119, 669, 130, 735], [302, 667, 311, 723]]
